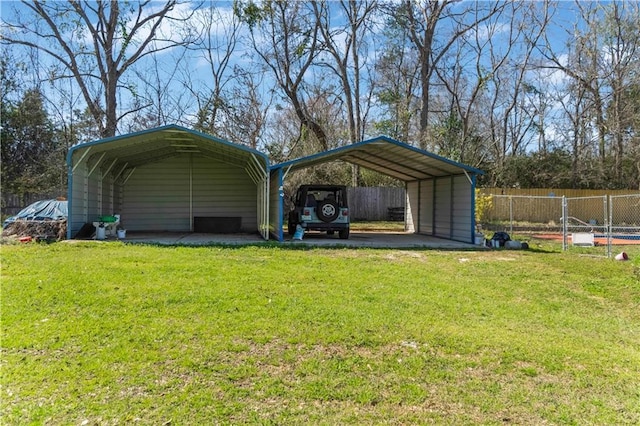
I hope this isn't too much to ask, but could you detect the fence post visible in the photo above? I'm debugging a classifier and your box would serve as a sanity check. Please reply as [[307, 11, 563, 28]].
[[608, 195, 612, 258], [509, 196, 513, 234], [562, 196, 567, 251]]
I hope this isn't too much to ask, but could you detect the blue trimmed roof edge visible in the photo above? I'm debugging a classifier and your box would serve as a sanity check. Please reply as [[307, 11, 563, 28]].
[[271, 135, 485, 175], [66, 124, 269, 166]]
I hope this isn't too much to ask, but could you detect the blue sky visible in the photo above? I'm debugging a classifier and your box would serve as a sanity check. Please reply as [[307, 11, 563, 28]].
[[0, 0, 611, 152]]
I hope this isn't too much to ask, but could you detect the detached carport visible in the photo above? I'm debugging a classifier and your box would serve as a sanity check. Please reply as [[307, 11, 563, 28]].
[[269, 136, 484, 244], [67, 125, 270, 239]]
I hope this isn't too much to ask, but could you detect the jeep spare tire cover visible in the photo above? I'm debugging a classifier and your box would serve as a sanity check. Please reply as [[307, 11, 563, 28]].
[[317, 200, 339, 222]]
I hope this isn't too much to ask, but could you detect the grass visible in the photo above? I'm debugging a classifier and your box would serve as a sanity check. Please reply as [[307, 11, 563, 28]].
[[350, 221, 405, 231], [2, 239, 640, 424]]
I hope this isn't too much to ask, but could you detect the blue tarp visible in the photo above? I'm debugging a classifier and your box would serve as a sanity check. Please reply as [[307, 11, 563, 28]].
[[3, 199, 68, 228]]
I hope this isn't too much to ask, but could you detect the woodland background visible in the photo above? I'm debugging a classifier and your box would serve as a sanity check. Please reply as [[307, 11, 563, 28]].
[[1, 0, 639, 204]]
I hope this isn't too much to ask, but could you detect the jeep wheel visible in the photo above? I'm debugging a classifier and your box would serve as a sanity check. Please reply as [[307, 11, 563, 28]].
[[317, 200, 339, 222], [339, 228, 349, 239]]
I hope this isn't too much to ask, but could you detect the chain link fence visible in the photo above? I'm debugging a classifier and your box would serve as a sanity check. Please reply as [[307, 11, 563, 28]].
[[480, 193, 640, 257], [609, 194, 640, 256], [563, 196, 608, 257], [483, 195, 563, 234]]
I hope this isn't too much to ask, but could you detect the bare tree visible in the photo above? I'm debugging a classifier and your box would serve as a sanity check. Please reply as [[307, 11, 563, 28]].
[[536, 2, 607, 180], [312, 0, 378, 185], [1, 0, 196, 138], [218, 66, 273, 150], [183, 2, 244, 136], [433, 2, 508, 164], [237, 0, 329, 151], [556, 80, 594, 188], [373, 13, 421, 143], [536, 1, 640, 186], [601, 1, 640, 185], [465, 0, 551, 185], [127, 42, 191, 132], [184, 2, 273, 149], [387, 0, 506, 149], [313, 0, 377, 144]]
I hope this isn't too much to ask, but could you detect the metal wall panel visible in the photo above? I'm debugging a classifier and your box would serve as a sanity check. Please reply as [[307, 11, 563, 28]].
[[451, 175, 472, 242], [419, 179, 434, 234], [434, 178, 452, 238], [113, 177, 122, 217], [121, 156, 191, 231], [192, 156, 257, 232], [69, 155, 115, 237], [405, 181, 419, 233], [87, 171, 101, 220], [269, 169, 283, 240], [120, 155, 259, 232], [69, 162, 88, 236], [101, 172, 114, 216], [246, 155, 269, 239], [410, 176, 472, 242]]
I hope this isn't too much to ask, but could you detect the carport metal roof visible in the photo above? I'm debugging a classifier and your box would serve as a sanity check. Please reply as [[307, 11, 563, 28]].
[[272, 136, 483, 181], [67, 124, 269, 176]]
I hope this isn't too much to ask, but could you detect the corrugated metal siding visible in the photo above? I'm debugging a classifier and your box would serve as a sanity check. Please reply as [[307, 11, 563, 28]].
[[120, 155, 258, 232], [69, 156, 118, 237], [269, 169, 282, 240], [69, 162, 88, 236], [192, 156, 257, 231], [101, 173, 114, 216], [122, 156, 191, 231], [433, 178, 452, 238], [87, 171, 101, 220], [113, 179, 123, 217], [419, 180, 434, 234], [405, 181, 418, 233], [451, 175, 472, 242]]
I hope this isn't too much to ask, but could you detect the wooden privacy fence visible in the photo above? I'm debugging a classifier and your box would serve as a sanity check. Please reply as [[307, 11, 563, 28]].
[[484, 195, 564, 225], [348, 187, 405, 221], [4, 187, 636, 224], [481, 188, 640, 198], [1, 192, 65, 217], [4, 188, 407, 222]]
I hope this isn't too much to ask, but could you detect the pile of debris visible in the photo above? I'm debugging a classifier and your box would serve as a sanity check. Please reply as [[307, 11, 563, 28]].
[[2, 219, 67, 242], [2, 198, 68, 242]]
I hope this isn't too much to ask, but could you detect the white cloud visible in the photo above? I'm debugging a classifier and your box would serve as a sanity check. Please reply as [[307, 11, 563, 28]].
[[472, 21, 511, 42]]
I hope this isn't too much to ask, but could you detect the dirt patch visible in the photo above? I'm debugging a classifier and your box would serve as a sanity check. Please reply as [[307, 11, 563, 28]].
[[383, 251, 428, 262]]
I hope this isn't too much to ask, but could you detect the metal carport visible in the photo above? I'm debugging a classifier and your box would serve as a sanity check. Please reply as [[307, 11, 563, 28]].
[[269, 136, 484, 244], [67, 125, 270, 239]]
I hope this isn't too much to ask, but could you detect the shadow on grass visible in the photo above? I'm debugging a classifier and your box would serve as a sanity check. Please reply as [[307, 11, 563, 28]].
[[114, 239, 561, 255]]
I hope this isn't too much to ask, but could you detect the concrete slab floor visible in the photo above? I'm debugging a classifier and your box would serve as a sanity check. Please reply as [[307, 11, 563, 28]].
[[97, 230, 479, 249], [114, 232, 265, 246], [285, 231, 477, 249]]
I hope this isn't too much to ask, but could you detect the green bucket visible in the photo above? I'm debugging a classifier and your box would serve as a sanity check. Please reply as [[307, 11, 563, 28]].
[[98, 215, 117, 223]]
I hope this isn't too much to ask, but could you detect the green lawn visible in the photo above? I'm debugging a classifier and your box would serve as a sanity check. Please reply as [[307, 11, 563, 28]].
[[2, 241, 639, 424], [350, 221, 405, 231]]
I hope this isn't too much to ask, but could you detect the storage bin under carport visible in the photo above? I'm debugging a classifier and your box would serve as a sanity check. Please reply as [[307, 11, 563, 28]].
[[193, 216, 242, 233]]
